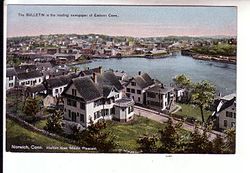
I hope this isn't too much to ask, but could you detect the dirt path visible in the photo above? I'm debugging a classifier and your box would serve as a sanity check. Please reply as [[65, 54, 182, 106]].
[[134, 105, 225, 141]]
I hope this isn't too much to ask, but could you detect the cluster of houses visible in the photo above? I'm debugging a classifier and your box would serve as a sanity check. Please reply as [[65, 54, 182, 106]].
[[6, 62, 236, 131], [6, 63, 178, 128]]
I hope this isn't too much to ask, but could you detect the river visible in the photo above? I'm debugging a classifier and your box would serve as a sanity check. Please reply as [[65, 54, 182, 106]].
[[75, 54, 236, 95]]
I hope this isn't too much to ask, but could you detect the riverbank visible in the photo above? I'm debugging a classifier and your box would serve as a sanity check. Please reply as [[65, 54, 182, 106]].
[[181, 50, 236, 64], [67, 53, 173, 66]]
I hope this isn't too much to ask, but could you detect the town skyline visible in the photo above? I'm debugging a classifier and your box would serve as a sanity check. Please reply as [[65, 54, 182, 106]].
[[7, 5, 237, 37]]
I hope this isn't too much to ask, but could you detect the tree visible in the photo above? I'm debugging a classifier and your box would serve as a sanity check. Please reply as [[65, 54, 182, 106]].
[[70, 66, 80, 73], [79, 120, 116, 152], [191, 80, 216, 123], [158, 118, 183, 153], [23, 97, 40, 117], [173, 74, 192, 89], [212, 135, 225, 154], [45, 110, 63, 134], [137, 134, 158, 153], [187, 123, 213, 153], [224, 128, 236, 154]]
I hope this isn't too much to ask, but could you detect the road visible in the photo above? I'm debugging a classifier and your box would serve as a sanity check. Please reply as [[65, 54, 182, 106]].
[[134, 105, 225, 141]]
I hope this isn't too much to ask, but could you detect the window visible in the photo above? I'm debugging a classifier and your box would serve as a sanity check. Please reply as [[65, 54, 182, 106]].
[[126, 88, 130, 92], [80, 114, 84, 122], [9, 83, 14, 87], [39, 79, 41, 82], [9, 76, 13, 80], [147, 92, 156, 98], [68, 110, 71, 118], [80, 102, 85, 110], [128, 106, 134, 114], [67, 99, 71, 106], [72, 112, 77, 122], [21, 82, 25, 86], [72, 100, 77, 107], [137, 90, 141, 94], [55, 89, 59, 93], [131, 82, 136, 86], [72, 89, 77, 96], [233, 113, 236, 118], [131, 89, 135, 93], [122, 108, 125, 111], [224, 120, 228, 127], [226, 111, 233, 118], [138, 97, 140, 102], [94, 100, 102, 107]]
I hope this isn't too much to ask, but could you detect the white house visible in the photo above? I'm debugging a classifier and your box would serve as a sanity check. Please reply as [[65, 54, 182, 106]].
[[6, 68, 17, 90], [125, 71, 176, 111], [212, 93, 236, 130], [43, 73, 78, 98], [17, 71, 44, 87], [146, 84, 175, 111], [62, 71, 134, 128], [125, 72, 155, 105]]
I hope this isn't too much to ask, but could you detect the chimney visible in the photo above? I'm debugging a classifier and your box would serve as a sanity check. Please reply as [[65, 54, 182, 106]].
[[161, 83, 164, 89], [92, 72, 97, 83], [98, 66, 103, 74], [138, 71, 141, 75]]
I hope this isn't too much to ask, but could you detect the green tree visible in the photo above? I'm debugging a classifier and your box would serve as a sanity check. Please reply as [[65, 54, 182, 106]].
[[158, 118, 183, 153], [173, 74, 192, 88], [45, 110, 63, 134], [212, 135, 225, 154], [70, 66, 80, 73], [79, 120, 116, 153], [187, 123, 213, 153], [192, 80, 216, 123], [23, 97, 40, 117], [224, 128, 236, 154], [137, 134, 158, 153]]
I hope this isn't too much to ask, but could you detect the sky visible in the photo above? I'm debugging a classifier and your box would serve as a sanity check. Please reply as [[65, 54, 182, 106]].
[[7, 5, 237, 37]]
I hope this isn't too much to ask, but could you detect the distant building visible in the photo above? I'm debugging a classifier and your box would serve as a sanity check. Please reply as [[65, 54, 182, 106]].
[[43, 73, 78, 98], [6, 68, 17, 90], [125, 71, 175, 111], [17, 71, 44, 87]]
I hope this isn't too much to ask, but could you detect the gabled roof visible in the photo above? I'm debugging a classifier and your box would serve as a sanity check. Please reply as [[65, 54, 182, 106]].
[[26, 84, 46, 93], [131, 73, 155, 89], [44, 73, 78, 88], [35, 62, 53, 70], [81, 66, 102, 76], [14, 64, 37, 74], [17, 71, 43, 80], [217, 96, 236, 113], [71, 76, 102, 102], [6, 68, 17, 77], [96, 71, 123, 91], [147, 85, 174, 94], [103, 85, 114, 98]]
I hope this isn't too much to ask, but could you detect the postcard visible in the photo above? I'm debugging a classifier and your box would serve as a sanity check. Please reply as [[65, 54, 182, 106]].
[[5, 3, 237, 154]]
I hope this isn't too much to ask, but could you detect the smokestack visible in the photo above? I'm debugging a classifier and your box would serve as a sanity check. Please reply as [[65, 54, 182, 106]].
[[138, 71, 141, 75], [92, 72, 97, 83], [99, 66, 103, 74]]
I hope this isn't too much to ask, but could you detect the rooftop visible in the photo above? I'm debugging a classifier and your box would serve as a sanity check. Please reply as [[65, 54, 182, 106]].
[[147, 85, 174, 94]]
